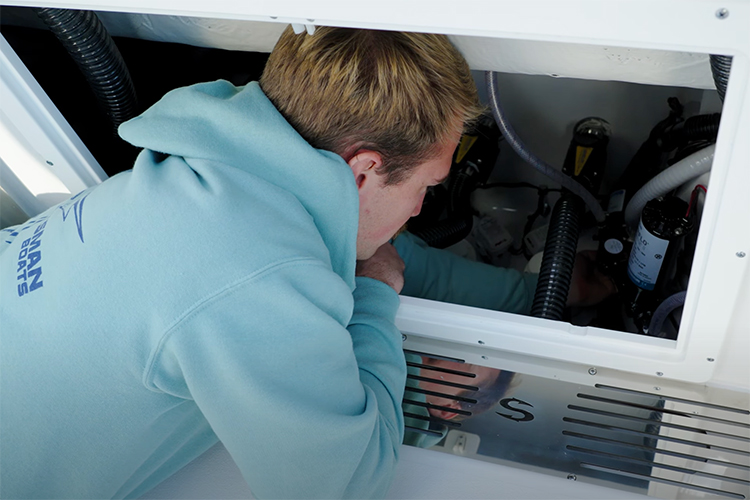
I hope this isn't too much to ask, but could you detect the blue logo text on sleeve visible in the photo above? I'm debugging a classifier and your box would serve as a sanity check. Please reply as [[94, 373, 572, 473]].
[[17, 220, 47, 297], [13, 189, 91, 297]]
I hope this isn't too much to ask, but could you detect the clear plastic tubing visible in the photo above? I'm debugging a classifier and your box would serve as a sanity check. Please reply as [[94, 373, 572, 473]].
[[648, 291, 687, 337]]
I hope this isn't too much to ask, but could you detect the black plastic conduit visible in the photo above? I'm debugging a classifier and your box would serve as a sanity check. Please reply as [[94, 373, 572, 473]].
[[35, 8, 138, 134], [709, 55, 732, 102], [411, 216, 473, 250], [660, 113, 721, 153], [681, 113, 722, 141], [530, 192, 584, 320]]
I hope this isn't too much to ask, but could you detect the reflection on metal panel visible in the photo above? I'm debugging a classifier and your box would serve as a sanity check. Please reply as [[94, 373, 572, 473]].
[[402, 350, 750, 500]]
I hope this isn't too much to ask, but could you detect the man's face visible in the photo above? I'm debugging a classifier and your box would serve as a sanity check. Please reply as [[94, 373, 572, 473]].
[[419, 358, 502, 420], [356, 133, 460, 259]]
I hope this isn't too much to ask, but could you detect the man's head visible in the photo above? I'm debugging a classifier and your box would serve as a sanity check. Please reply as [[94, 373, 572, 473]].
[[260, 27, 483, 258], [418, 358, 518, 421]]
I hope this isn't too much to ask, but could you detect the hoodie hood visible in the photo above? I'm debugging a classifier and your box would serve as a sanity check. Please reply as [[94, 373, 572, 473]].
[[118, 80, 359, 288]]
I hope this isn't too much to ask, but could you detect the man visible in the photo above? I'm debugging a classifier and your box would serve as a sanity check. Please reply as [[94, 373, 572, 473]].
[[1, 24, 615, 499], [0, 27, 483, 499]]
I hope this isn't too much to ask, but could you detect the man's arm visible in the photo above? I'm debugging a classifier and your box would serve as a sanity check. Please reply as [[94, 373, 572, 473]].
[[146, 260, 405, 499], [394, 232, 537, 315], [394, 232, 616, 313]]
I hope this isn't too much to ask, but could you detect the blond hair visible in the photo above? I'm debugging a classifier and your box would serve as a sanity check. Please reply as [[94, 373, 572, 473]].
[[260, 26, 483, 184]]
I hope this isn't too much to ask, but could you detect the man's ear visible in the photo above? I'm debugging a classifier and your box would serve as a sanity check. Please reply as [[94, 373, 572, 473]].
[[347, 150, 384, 192]]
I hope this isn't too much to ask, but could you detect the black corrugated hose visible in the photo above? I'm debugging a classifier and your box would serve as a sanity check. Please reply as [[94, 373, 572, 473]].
[[661, 113, 721, 152], [411, 166, 477, 249], [34, 8, 138, 134], [410, 215, 473, 250], [530, 192, 584, 320], [681, 113, 721, 142], [709, 55, 732, 102]]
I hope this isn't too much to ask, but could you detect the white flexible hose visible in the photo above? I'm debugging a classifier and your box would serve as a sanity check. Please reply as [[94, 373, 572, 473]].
[[624, 144, 715, 230], [486, 71, 606, 222]]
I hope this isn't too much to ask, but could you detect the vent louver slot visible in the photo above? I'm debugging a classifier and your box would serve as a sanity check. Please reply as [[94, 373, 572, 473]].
[[568, 446, 749, 486], [593, 385, 750, 416], [576, 393, 750, 429], [564, 384, 750, 499], [402, 350, 477, 441], [405, 385, 478, 404], [403, 398, 473, 417], [579, 463, 747, 500], [563, 417, 749, 456], [568, 405, 750, 442], [403, 411, 462, 428], [563, 430, 750, 471]]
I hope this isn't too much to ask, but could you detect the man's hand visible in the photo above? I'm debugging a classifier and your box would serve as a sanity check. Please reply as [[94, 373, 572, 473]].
[[567, 250, 618, 307], [356, 243, 405, 294]]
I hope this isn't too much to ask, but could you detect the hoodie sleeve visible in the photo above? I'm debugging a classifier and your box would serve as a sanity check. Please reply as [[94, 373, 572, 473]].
[[394, 232, 538, 315], [146, 259, 405, 499]]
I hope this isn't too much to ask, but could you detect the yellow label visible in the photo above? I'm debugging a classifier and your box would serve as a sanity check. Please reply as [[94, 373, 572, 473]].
[[574, 146, 593, 176], [455, 135, 478, 164]]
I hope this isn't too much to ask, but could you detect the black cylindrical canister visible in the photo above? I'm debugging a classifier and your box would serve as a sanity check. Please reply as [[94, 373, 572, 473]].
[[627, 196, 693, 291]]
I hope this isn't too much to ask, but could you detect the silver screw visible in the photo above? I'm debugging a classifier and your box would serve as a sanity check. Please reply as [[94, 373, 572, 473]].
[[401, 334, 407, 342], [716, 8, 729, 19], [656, 371, 664, 377], [654, 386, 661, 391], [737, 251, 746, 258], [707, 357, 715, 362], [588, 367, 597, 376], [567, 474, 577, 481]]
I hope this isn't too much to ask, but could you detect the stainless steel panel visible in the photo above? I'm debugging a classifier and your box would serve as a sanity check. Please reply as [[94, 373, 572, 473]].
[[403, 349, 750, 499]]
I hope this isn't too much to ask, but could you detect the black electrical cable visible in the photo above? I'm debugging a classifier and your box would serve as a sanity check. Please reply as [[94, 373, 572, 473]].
[[34, 8, 139, 135]]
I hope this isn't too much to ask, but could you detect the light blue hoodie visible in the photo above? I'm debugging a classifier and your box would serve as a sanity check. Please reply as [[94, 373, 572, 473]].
[[0, 81, 406, 499], [394, 232, 537, 313], [393, 233, 536, 450]]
